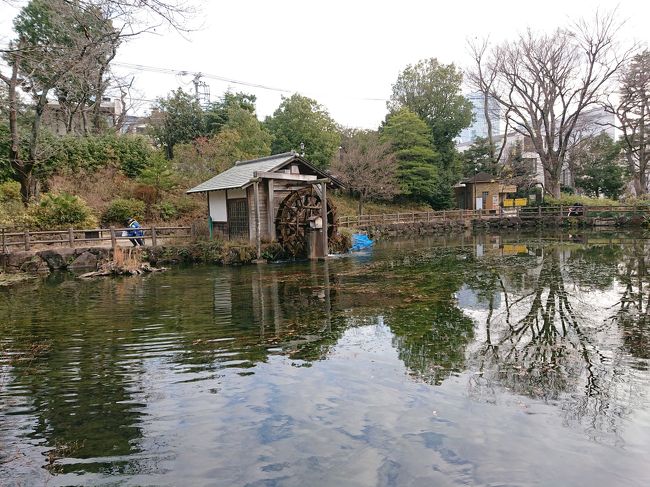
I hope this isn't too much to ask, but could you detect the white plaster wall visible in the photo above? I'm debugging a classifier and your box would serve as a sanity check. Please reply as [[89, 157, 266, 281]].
[[209, 191, 227, 222]]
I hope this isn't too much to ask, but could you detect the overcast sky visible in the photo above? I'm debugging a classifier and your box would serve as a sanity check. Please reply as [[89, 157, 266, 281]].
[[1, 0, 649, 129]]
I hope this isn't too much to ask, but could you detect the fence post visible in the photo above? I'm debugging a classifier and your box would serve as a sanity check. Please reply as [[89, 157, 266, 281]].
[[24, 230, 30, 251], [1, 228, 5, 254], [560, 205, 563, 219], [151, 226, 158, 247], [538, 205, 542, 218], [397, 212, 400, 224], [110, 226, 117, 250], [68, 228, 75, 247], [191, 222, 197, 240], [442, 209, 446, 222]]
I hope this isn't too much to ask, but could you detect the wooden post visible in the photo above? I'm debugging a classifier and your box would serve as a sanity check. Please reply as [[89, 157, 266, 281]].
[[560, 204, 563, 219], [110, 226, 117, 250], [207, 192, 212, 240], [538, 205, 542, 218], [253, 180, 262, 260], [191, 222, 197, 240], [397, 212, 400, 224], [267, 178, 275, 241], [24, 231, 30, 251], [321, 180, 328, 258], [151, 226, 158, 247], [442, 209, 446, 222], [2, 228, 5, 254], [68, 228, 75, 247]]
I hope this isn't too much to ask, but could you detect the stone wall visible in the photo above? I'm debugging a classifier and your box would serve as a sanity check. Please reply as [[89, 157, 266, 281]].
[[355, 220, 471, 240], [1, 247, 112, 274]]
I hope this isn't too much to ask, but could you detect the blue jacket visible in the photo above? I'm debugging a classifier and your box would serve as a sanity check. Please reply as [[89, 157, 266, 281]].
[[128, 220, 144, 237]]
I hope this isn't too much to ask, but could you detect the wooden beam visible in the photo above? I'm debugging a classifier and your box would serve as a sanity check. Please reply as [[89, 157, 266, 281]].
[[321, 181, 328, 258], [267, 178, 275, 241], [253, 180, 261, 259], [255, 171, 317, 182]]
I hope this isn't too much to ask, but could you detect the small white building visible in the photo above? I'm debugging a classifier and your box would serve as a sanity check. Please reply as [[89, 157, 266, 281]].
[[187, 152, 343, 257]]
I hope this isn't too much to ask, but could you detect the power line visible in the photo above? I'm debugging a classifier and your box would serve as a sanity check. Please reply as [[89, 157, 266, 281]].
[[113, 62, 292, 94], [112, 61, 389, 102]]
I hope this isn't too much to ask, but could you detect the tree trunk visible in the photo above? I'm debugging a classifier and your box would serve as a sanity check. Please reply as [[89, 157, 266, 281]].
[[544, 169, 561, 198], [357, 193, 364, 216], [483, 93, 496, 161], [542, 153, 563, 198], [638, 170, 648, 196], [3, 46, 36, 205]]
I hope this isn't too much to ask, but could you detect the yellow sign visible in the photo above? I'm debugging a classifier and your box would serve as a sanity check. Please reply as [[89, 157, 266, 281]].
[[503, 198, 527, 207]]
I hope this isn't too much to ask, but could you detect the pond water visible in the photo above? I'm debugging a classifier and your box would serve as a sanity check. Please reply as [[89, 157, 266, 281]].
[[1, 231, 650, 486]]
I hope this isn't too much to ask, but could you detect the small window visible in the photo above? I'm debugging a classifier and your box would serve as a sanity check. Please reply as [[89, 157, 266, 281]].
[[227, 199, 249, 240]]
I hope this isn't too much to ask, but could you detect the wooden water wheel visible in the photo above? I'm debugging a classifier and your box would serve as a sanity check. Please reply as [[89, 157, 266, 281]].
[[275, 186, 337, 257]]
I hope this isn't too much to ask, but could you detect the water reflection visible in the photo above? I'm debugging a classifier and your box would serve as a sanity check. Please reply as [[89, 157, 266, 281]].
[[1, 231, 650, 485]]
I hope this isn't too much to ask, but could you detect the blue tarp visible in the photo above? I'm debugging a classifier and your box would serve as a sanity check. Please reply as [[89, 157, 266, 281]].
[[350, 233, 374, 252]]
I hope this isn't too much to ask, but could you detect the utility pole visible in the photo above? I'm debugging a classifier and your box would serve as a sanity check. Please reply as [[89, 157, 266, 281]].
[[190, 73, 210, 108]]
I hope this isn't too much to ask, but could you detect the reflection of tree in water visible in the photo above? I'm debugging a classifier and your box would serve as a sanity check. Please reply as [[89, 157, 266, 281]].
[[383, 250, 475, 385], [609, 240, 650, 362], [0, 266, 352, 477], [467, 245, 646, 442], [389, 305, 474, 385], [0, 276, 146, 475]]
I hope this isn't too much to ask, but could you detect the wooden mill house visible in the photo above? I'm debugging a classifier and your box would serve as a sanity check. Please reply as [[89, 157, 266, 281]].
[[187, 152, 343, 258]]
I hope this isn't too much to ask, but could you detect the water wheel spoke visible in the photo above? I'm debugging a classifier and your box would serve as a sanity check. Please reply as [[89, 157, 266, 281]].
[[275, 186, 338, 257]]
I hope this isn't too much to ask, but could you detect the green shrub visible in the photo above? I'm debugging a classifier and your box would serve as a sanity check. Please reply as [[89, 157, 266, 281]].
[[0, 181, 21, 203], [30, 192, 97, 229], [0, 182, 33, 229], [261, 242, 286, 261], [44, 133, 153, 178], [102, 198, 145, 226], [154, 202, 178, 221]]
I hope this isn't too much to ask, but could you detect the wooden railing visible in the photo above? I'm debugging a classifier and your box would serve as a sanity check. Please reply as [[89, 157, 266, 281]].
[[0, 225, 195, 252], [338, 205, 650, 227]]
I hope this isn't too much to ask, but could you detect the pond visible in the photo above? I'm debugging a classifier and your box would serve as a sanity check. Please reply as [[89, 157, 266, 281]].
[[1, 230, 649, 486]]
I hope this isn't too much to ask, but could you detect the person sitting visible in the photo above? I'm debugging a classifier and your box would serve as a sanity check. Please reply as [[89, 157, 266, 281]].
[[126, 218, 145, 246]]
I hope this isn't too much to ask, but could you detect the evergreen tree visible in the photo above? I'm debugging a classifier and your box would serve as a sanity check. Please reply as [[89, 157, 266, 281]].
[[264, 94, 340, 168], [381, 108, 452, 208]]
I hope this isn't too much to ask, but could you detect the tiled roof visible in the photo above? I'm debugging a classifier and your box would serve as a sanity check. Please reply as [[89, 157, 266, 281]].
[[462, 172, 497, 184], [186, 152, 297, 193]]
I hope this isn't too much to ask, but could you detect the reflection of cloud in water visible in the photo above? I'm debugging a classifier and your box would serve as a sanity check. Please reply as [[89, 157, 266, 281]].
[[456, 284, 501, 310], [111, 323, 650, 486]]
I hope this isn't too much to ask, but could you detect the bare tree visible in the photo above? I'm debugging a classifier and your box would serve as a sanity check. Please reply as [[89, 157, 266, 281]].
[[331, 130, 400, 215], [466, 37, 510, 164], [483, 12, 633, 198], [604, 50, 650, 195], [0, 0, 195, 203]]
